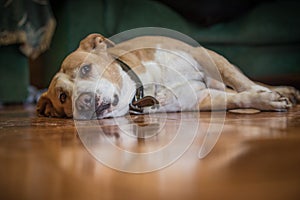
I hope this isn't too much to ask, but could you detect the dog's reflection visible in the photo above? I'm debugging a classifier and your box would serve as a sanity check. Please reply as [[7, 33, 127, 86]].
[[96, 115, 162, 139], [75, 114, 173, 153]]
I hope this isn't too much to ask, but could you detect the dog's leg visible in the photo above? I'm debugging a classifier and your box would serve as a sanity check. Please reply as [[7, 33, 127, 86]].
[[254, 82, 300, 104], [201, 48, 300, 105], [190, 47, 267, 92], [198, 89, 292, 111], [191, 47, 300, 105], [194, 48, 258, 92], [270, 86, 300, 104]]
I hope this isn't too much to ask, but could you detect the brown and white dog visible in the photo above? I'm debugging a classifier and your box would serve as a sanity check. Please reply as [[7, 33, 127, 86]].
[[37, 33, 300, 119]]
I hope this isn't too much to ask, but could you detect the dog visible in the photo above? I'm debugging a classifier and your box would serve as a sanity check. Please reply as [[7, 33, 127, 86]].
[[36, 33, 300, 119]]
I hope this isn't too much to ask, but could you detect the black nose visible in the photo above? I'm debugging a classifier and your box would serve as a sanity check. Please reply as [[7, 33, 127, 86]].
[[75, 92, 94, 111]]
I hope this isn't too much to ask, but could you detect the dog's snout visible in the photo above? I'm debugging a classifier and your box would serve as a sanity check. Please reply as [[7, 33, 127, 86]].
[[76, 93, 94, 111]]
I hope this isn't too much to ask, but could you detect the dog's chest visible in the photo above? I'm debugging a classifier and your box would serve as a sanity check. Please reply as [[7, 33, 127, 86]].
[[137, 50, 207, 112]]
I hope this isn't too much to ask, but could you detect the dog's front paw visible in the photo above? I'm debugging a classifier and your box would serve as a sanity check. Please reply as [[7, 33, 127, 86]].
[[271, 86, 300, 105], [258, 90, 292, 111], [267, 93, 292, 111], [240, 89, 292, 111]]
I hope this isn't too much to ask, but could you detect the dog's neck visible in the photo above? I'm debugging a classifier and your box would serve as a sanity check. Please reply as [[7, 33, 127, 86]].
[[115, 58, 159, 114], [115, 58, 144, 100]]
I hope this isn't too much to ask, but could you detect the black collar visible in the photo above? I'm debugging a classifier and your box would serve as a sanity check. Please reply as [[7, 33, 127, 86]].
[[115, 58, 159, 114]]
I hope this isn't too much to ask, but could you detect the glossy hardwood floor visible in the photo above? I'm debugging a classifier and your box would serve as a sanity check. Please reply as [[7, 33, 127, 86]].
[[0, 104, 300, 200]]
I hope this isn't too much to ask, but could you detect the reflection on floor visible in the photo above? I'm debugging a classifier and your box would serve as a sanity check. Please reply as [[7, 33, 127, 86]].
[[0, 105, 300, 200]]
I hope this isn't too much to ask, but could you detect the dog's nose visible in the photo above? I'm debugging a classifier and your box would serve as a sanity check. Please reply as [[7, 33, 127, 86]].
[[75, 92, 94, 111]]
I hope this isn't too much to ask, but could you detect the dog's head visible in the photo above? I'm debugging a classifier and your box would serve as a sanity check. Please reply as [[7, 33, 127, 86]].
[[37, 33, 131, 119]]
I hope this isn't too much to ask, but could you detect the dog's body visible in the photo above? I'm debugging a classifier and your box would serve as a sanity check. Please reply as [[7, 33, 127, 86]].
[[37, 34, 300, 119]]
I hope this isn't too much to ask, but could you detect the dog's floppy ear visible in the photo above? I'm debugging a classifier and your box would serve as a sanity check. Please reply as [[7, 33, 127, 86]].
[[36, 92, 53, 117], [78, 33, 115, 52]]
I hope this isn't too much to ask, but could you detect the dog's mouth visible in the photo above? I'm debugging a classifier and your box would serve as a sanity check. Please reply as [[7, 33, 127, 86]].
[[95, 96, 111, 117], [75, 92, 119, 119]]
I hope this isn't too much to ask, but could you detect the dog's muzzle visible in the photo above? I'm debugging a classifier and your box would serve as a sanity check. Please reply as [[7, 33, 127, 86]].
[[75, 92, 117, 119]]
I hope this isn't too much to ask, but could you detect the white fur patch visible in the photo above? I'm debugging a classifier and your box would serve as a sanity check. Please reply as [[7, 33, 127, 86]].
[[137, 49, 207, 112]]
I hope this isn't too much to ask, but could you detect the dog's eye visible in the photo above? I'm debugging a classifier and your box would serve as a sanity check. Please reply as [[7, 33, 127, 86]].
[[80, 64, 91, 77], [59, 92, 67, 104]]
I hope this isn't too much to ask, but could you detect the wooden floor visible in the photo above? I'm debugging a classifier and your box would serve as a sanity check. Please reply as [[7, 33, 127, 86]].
[[0, 104, 300, 200]]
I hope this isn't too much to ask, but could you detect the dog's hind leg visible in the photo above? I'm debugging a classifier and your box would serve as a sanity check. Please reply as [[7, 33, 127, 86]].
[[190, 47, 258, 92], [191, 47, 299, 105]]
